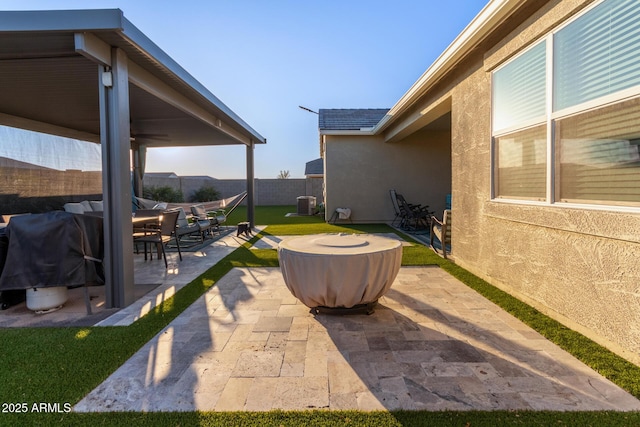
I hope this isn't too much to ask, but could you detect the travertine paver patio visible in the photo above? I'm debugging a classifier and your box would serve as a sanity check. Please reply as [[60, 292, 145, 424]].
[[74, 264, 640, 412]]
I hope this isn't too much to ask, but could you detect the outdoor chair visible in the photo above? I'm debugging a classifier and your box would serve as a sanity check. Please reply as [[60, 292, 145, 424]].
[[430, 209, 452, 259], [389, 190, 403, 227], [134, 210, 181, 268], [132, 209, 163, 254], [174, 207, 207, 244], [391, 191, 433, 231], [396, 193, 432, 216], [329, 207, 352, 224], [397, 197, 430, 231], [190, 204, 221, 235]]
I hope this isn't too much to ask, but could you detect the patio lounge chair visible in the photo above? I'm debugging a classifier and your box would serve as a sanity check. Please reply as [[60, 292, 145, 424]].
[[191, 191, 248, 229], [190, 204, 221, 235], [174, 207, 208, 244], [430, 209, 451, 259], [186, 206, 215, 239], [134, 209, 181, 268]]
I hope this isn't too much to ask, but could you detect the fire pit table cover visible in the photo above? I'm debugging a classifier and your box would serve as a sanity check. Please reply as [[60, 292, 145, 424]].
[[278, 233, 402, 310]]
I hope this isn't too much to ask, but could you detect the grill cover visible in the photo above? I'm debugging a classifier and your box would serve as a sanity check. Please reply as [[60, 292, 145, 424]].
[[0, 211, 104, 290]]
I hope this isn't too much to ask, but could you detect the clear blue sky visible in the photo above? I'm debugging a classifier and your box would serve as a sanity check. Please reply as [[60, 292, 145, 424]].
[[3, 0, 489, 179]]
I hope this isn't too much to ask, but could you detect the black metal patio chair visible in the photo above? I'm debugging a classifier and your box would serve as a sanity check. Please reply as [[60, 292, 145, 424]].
[[134, 209, 181, 268]]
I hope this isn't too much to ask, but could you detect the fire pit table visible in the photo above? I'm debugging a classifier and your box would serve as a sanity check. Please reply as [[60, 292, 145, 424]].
[[278, 233, 402, 314]]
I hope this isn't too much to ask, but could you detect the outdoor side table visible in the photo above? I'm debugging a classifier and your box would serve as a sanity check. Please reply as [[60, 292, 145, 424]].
[[277, 233, 402, 314]]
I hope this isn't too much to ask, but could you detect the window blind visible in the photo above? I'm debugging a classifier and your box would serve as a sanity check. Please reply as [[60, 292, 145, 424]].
[[494, 124, 547, 200], [554, 0, 640, 111], [493, 42, 546, 131], [556, 97, 640, 204]]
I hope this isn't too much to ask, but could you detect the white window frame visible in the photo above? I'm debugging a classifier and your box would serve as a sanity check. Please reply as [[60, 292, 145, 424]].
[[491, 0, 640, 213]]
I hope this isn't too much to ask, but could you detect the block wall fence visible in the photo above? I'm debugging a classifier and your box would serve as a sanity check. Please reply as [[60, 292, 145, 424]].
[[0, 164, 323, 213], [143, 176, 324, 207]]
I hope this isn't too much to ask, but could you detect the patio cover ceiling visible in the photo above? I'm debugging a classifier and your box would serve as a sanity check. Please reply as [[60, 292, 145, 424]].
[[0, 9, 266, 148], [0, 9, 266, 310]]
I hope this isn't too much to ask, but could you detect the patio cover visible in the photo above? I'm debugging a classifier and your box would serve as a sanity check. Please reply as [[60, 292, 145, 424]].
[[0, 9, 266, 308]]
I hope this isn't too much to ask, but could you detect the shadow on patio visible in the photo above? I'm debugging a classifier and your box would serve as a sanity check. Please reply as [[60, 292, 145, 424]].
[[74, 265, 640, 412]]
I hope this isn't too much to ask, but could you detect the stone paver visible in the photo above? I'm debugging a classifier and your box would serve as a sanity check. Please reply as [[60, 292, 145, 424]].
[[75, 266, 640, 412]]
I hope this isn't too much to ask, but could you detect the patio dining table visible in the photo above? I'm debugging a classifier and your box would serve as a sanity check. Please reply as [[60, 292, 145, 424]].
[[278, 233, 402, 313]]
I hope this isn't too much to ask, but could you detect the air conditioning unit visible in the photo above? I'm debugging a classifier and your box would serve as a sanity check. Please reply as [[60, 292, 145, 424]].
[[297, 196, 316, 215]]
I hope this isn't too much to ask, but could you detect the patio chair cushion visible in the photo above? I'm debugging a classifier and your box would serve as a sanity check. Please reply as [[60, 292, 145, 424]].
[[63, 202, 86, 214], [80, 200, 93, 212], [191, 204, 225, 223], [89, 200, 104, 211], [191, 204, 207, 218], [190, 204, 220, 233], [63, 200, 103, 214], [173, 208, 200, 238]]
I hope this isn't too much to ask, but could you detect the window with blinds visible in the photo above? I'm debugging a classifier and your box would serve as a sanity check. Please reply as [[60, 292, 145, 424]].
[[494, 125, 547, 200], [554, 0, 640, 111], [491, 0, 640, 208], [493, 42, 546, 132], [556, 97, 640, 204]]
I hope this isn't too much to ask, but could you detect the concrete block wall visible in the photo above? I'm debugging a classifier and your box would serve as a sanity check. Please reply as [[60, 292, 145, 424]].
[[0, 165, 102, 213], [143, 175, 324, 206], [0, 164, 323, 213]]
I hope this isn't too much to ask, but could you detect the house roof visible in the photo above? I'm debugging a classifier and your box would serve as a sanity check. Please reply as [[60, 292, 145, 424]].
[[182, 175, 217, 180], [319, 109, 389, 131], [143, 172, 178, 178], [304, 158, 323, 176]]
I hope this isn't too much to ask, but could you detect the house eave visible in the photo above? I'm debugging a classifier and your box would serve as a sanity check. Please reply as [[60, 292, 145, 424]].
[[372, 0, 528, 134]]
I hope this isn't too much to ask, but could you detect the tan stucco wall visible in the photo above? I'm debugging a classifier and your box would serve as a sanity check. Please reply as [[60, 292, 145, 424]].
[[446, 0, 640, 363], [324, 129, 451, 223]]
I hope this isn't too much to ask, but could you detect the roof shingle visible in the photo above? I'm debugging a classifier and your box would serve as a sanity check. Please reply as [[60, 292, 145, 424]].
[[304, 158, 323, 176], [319, 109, 389, 131]]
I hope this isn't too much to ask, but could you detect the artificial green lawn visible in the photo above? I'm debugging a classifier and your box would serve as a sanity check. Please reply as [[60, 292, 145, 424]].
[[1, 206, 639, 426]]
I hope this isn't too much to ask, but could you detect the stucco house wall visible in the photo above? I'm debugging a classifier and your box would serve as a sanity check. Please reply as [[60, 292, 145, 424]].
[[323, 129, 451, 223], [448, 0, 640, 362]]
